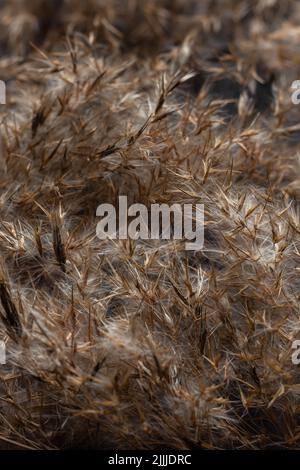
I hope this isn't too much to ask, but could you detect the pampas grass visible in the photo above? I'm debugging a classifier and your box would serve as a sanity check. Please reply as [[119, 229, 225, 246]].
[[0, 0, 300, 449]]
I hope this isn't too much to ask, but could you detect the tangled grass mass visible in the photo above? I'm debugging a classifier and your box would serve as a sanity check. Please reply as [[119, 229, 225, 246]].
[[1, 0, 300, 450]]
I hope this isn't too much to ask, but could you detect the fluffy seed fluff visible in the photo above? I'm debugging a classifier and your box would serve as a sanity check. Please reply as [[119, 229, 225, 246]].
[[0, 0, 300, 450]]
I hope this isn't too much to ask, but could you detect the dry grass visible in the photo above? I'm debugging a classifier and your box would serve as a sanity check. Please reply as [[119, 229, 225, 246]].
[[0, 0, 300, 449]]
